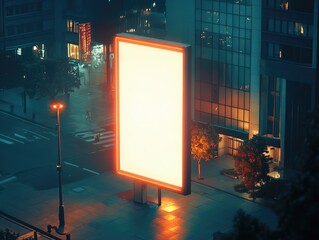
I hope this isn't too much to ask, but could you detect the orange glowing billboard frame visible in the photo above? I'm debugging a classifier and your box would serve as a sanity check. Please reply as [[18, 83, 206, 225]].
[[114, 33, 191, 195]]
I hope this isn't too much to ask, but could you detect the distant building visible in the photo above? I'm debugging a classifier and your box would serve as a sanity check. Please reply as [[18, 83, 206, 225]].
[[166, 0, 318, 175], [0, 0, 59, 58], [0, 0, 122, 62], [119, 0, 166, 38]]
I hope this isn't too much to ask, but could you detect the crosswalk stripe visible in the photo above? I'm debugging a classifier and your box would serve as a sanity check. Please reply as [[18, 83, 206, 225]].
[[93, 138, 114, 144], [103, 143, 114, 148], [0, 137, 14, 145], [14, 133, 28, 140], [0, 128, 51, 145], [0, 133, 24, 144], [22, 129, 50, 140], [75, 129, 115, 148], [0, 176, 16, 184]]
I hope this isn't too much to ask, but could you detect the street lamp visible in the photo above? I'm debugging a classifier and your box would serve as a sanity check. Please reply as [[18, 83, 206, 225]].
[[48, 102, 69, 238]]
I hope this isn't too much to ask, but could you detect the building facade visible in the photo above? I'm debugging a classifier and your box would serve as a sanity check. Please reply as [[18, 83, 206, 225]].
[[260, 0, 318, 171], [166, 0, 318, 175], [0, 0, 110, 62], [193, 0, 261, 157], [0, 0, 57, 58]]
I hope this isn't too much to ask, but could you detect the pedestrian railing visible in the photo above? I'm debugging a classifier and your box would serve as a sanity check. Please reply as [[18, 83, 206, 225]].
[[0, 210, 70, 240]]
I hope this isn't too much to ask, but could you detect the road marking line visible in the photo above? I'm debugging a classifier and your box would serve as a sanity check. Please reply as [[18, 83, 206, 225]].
[[102, 143, 114, 148], [0, 134, 24, 144], [0, 176, 16, 185], [44, 131, 57, 137], [99, 134, 115, 140], [22, 129, 50, 140], [75, 133, 94, 138], [94, 139, 114, 145], [0, 137, 14, 145], [64, 161, 79, 168], [82, 168, 100, 175], [14, 133, 27, 140]]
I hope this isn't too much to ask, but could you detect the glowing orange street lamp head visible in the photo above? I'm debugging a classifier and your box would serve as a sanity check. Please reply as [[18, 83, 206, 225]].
[[51, 103, 64, 110]]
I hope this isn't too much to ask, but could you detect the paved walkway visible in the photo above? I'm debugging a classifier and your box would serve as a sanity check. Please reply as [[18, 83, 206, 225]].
[[0, 171, 277, 240], [0, 67, 113, 133], [0, 67, 278, 239]]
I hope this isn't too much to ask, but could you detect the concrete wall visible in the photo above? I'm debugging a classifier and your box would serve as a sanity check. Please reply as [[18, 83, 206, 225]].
[[166, 0, 195, 119], [249, 0, 262, 139]]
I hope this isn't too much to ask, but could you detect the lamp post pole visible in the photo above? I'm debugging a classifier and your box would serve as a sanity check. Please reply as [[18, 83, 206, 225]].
[[47, 102, 70, 239], [56, 106, 65, 230], [47, 102, 69, 237]]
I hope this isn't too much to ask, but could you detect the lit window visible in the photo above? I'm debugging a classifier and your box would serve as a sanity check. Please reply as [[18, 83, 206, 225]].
[[294, 22, 304, 36], [67, 19, 73, 32], [74, 22, 79, 33], [280, 1, 288, 10], [67, 43, 79, 60]]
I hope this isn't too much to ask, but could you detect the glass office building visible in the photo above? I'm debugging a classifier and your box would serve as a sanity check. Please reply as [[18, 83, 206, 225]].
[[191, 0, 318, 172], [194, 0, 261, 156]]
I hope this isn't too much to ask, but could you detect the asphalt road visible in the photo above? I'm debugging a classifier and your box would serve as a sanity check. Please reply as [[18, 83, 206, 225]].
[[0, 112, 115, 190]]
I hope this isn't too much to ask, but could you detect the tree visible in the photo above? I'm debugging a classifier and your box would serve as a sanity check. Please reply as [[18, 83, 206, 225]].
[[23, 58, 80, 100], [234, 135, 270, 195], [274, 109, 319, 240], [218, 109, 319, 240], [191, 121, 221, 179], [219, 209, 277, 240]]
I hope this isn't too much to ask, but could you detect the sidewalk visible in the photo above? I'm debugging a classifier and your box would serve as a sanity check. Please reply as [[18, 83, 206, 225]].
[[0, 170, 278, 240], [0, 67, 113, 133], [0, 68, 278, 239]]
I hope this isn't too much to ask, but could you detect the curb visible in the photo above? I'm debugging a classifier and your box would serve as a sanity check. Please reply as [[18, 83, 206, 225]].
[[0, 109, 54, 130], [191, 179, 266, 206]]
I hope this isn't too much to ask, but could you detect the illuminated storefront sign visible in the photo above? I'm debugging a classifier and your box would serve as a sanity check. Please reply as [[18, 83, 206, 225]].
[[79, 23, 91, 63], [115, 33, 191, 195]]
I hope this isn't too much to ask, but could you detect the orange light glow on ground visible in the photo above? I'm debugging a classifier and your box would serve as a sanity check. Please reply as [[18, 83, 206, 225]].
[[115, 34, 191, 195], [161, 205, 179, 213]]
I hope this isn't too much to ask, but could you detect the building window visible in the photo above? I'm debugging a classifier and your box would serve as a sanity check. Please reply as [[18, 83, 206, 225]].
[[67, 19, 79, 33], [227, 137, 243, 155], [195, 0, 252, 133], [67, 43, 79, 60], [6, 3, 42, 16], [267, 77, 281, 138], [67, 19, 73, 32], [280, 1, 288, 10], [74, 22, 79, 33]]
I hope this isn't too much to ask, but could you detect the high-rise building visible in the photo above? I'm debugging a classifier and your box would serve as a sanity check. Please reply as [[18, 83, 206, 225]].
[[166, 0, 318, 175], [192, 0, 261, 158], [260, 0, 318, 172]]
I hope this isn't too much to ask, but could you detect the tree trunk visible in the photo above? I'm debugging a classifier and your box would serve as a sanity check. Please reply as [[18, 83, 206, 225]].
[[197, 160, 202, 179]]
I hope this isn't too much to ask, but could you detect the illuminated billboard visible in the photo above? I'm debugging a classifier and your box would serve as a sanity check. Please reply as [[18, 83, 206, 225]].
[[115, 33, 191, 195]]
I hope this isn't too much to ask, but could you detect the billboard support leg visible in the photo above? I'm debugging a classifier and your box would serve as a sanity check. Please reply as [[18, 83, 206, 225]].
[[157, 188, 162, 206], [133, 182, 147, 204]]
